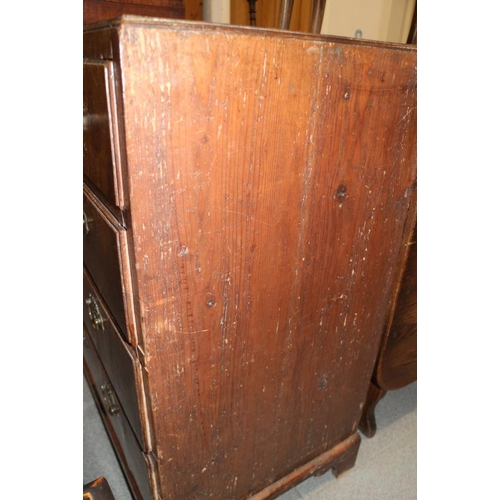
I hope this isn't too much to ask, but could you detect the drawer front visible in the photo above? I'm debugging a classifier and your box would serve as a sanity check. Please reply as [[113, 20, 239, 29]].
[[83, 60, 124, 210], [83, 190, 133, 343], [84, 267, 151, 451], [84, 325, 153, 500]]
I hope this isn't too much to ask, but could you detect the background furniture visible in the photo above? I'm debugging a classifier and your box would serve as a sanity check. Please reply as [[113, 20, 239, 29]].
[[84, 16, 416, 499], [230, 0, 416, 42], [84, 0, 185, 24], [359, 222, 417, 437]]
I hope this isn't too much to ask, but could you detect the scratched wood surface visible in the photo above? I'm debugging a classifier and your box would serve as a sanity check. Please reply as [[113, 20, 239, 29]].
[[85, 17, 416, 499]]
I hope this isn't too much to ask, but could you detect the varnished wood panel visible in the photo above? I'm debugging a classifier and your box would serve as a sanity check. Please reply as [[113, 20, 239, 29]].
[[84, 17, 418, 499]]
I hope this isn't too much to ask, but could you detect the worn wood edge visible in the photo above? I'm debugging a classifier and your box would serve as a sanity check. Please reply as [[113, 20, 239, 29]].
[[83, 262, 154, 454], [83, 475, 106, 491], [83, 186, 155, 452], [84, 328, 162, 500], [131, 344, 154, 452], [83, 59, 125, 213], [83, 476, 115, 499], [374, 192, 417, 390], [97, 35, 161, 462], [247, 433, 361, 500], [104, 60, 125, 211], [143, 452, 162, 500], [84, 184, 139, 346], [84, 14, 416, 53], [84, 333, 144, 500]]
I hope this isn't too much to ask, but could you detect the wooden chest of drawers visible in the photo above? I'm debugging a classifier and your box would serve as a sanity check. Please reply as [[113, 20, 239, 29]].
[[83, 16, 416, 500]]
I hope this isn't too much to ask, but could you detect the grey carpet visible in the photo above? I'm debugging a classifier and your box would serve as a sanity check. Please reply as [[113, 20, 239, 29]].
[[83, 378, 416, 499]]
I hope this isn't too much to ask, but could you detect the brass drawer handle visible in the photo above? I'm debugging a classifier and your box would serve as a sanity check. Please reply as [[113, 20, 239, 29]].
[[85, 294, 106, 331], [100, 383, 120, 415], [83, 211, 92, 235]]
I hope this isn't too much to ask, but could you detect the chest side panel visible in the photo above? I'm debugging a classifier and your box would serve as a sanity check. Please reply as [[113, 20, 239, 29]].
[[118, 22, 416, 500]]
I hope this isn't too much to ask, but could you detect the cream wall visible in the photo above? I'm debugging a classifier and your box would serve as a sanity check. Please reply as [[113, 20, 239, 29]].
[[320, 0, 416, 43], [203, 0, 231, 23]]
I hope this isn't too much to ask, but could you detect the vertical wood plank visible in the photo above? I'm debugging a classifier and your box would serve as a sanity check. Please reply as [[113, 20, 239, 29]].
[[112, 19, 416, 499]]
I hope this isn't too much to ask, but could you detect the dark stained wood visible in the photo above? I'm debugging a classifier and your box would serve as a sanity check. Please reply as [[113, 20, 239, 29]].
[[84, 0, 185, 25], [358, 381, 387, 438], [84, 326, 153, 500], [83, 61, 122, 210], [83, 27, 114, 60], [407, 1, 417, 45], [83, 185, 137, 345], [378, 222, 417, 389], [84, 16, 416, 499], [83, 477, 116, 500], [84, 266, 151, 451]]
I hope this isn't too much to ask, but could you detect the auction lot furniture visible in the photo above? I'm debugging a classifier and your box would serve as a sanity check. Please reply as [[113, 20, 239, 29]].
[[83, 16, 416, 499]]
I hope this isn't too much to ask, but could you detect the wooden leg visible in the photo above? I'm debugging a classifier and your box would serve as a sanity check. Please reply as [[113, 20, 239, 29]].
[[330, 433, 361, 477], [250, 433, 361, 499], [312, 432, 361, 478], [358, 382, 387, 438]]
